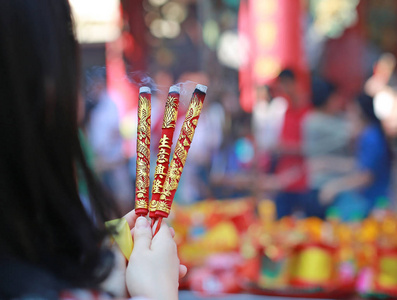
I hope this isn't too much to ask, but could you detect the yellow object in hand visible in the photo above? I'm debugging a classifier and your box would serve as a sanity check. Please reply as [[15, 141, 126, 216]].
[[105, 217, 134, 260]]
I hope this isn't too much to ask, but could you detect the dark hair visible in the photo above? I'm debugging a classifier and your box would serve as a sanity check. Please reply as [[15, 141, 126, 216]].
[[0, 0, 119, 294], [311, 77, 336, 108], [277, 68, 295, 81], [356, 93, 380, 124]]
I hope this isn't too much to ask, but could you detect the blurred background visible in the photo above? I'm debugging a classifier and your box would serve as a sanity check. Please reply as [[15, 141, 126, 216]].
[[72, 0, 397, 298]]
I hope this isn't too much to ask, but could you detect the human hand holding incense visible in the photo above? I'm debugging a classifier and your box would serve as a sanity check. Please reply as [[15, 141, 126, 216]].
[[126, 216, 187, 300], [104, 210, 187, 298]]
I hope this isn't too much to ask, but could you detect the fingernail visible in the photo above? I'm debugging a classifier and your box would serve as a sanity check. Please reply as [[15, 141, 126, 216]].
[[136, 217, 149, 229]]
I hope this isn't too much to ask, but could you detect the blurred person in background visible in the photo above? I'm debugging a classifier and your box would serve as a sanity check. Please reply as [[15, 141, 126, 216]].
[[252, 85, 288, 174], [0, 0, 185, 298], [302, 77, 353, 218], [265, 69, 310, 219], [319, 93, 392, 220], [365, 53, 397, 137], [85, 67, 134, 215], [365, 53, 396, 98], [365, 53, 397, 211], [210, 91, 255, 199]]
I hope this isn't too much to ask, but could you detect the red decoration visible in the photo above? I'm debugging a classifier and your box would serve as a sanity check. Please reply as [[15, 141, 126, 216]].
[[374, 247, 397, 296], [238, 0, 310, 112]]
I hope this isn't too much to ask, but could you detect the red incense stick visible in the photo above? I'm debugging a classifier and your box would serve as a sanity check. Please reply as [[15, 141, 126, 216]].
[[150, 86, 180, 226], [135, 87, 151, 217], [154, 84, 207, 235]]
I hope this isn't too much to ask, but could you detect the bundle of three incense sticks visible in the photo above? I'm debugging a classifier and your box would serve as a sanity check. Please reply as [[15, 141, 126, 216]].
[[135, 84, 207, 234]]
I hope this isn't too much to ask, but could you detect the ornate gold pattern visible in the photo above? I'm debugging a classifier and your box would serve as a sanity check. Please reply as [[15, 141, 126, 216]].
[[174, 143, 188, 166], [138, 95, 151, 139], [159, 93, 204, 211], [135, 199, 148, 209], [152, 133, 172, 195], [182, 95, 203, 142], [156, 148, 168, 164], [149, 200, 158, 211], [137, 142, 150, 159], [155, 164, 166, 175], [159, 135, 171, 148], [162, 96, 179, 128], [156, 201, 171, 214], [152, 179, 163, 194], [135, 94, 151, 207]]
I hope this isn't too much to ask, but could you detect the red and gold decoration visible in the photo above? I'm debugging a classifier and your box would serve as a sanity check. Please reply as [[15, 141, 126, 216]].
[[166, 197, 397, 298], [155, 85, 207, 219], [149, 85, 181, 220], [375, 248, 397, 295], [135, 86, 151, 216], [133, 83, 207, 230], [289, 243, 337, 288]]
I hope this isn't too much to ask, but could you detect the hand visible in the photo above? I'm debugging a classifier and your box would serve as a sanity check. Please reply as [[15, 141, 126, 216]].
[[124, 209, 140, 229], [101, 210, 186, 298], [126, 217, 186, 300], [124, 210, 187, 279]]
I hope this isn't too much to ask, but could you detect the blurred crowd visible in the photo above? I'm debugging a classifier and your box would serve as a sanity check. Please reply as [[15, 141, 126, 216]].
[[80, 52, 397, 222], [255, 53, 397, 221]]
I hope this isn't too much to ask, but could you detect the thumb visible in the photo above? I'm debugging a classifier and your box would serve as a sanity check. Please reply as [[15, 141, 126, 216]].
[[132, 217, 152, 252]]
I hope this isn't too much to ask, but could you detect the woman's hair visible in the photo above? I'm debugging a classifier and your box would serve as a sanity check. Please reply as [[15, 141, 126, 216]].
[[0, 0, 119, 291]]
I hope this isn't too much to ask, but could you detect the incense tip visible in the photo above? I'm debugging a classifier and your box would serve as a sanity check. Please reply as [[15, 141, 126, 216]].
[[195, 84, 207, 94], [139, 86, 151, 94], [169, 85, 180, 94]]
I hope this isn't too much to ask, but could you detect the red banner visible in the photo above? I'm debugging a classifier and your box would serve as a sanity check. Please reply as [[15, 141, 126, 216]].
[[239, 0, 309, 112]]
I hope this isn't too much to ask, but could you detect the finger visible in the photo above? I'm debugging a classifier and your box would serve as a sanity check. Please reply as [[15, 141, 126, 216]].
[[154, 220, 173, 238], [179, 264, 188, 279], [132, 217, 152, 252], [169, 227, 175, 238], [124, 210, 139, 228], [151, 221, 176, 252], [151, 219, 172, 237], [130, 228, 135, 239]]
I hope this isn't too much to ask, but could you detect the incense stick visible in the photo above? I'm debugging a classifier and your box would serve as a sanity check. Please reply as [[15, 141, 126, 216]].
[[150, 85, 180, 226], [135, 87, 151, 216]]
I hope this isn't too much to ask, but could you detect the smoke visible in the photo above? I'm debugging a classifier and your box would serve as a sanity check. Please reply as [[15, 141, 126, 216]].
[[125, 71, 159, 92], [128, 74, 203, 109], [126, 74, 201, 108], [86, 66, 206, 111], [174, 80, 201, 108]]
